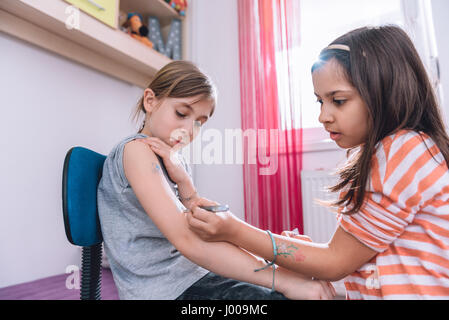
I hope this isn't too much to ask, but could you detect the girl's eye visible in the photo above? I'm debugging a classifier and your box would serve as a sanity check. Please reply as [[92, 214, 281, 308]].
[[176, 111, 187, 118], [316, 99, 323, 105], [333, 99, 346, 106]]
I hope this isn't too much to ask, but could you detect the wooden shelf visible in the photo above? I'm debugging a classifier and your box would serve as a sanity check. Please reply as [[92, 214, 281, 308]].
[[0, 0, 176, 88], [120, 0, 183, 23]]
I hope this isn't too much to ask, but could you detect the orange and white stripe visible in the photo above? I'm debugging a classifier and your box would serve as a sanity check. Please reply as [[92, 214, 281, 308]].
[[337, 129, 449, 299]]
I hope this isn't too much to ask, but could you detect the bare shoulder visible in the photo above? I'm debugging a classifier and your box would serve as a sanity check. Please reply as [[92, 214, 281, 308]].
[[123, 139, 162, 184], [124, 139, 153, 159]]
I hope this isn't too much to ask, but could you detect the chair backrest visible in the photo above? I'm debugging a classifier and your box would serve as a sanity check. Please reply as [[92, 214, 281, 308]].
[[62, 147, 106, 247]]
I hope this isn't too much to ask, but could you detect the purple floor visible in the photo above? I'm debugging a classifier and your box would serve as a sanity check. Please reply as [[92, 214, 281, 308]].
[[0, 267, 119, 300]]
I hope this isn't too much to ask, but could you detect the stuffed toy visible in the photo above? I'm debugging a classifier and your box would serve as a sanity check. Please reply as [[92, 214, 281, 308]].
[[123, 13, 153, 48], [166, 0, 187, 16]]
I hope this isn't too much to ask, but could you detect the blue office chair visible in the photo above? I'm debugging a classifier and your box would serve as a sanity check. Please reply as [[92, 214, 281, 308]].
[[62, 147, 106, 300]]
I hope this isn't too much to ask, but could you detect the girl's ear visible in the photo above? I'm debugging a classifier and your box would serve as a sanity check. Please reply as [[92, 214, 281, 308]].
[[143, 88, 158, 114]]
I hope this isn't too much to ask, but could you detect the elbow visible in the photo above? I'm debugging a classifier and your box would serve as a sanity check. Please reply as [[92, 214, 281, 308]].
[[324, 270, 350, 282], [313, 267, 348, 282], [168, 229, 202, 262], [314, 242, 356, 281], [171, 233, 193, 257], [313, 251, 352, 282]]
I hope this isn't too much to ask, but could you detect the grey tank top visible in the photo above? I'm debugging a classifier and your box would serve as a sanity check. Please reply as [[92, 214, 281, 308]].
[[97, 133, 208, 300]]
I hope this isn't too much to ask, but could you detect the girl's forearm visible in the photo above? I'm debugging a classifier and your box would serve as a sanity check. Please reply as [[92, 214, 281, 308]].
[[231, 219, 340, 281], [179, 233, 290, 293]]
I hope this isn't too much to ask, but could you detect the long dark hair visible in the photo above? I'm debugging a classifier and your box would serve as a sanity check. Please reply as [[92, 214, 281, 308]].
[[311, 25, 449, 216]]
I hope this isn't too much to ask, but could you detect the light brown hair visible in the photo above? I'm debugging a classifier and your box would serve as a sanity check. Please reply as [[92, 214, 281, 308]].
[[132, 60, 217, 132], [311, 25, 449, 215]]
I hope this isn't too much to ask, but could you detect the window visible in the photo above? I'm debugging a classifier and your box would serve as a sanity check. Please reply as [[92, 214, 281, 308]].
[[297, 0, 406, 129]]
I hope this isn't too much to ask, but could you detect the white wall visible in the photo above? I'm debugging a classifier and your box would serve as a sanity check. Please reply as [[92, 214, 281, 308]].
[[188, 0, 246, 220], [0, 32, 143, 288], [431, 0, 449, 129]]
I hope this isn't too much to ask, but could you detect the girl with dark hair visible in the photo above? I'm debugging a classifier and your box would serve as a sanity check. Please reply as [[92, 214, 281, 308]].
[[187, 26, 449, 300]]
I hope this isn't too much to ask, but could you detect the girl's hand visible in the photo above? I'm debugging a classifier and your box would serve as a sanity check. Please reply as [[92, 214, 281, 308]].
[[278, 234, 337, 299], [186, 200, 239, 242], [276, 266, 336, 300], [185, 196, 219, 212], [136, 137, 190, 184], [281, 230, 313, 242]]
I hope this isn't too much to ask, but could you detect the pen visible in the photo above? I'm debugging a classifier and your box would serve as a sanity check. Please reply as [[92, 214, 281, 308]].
[[199, 205, 230, 213]]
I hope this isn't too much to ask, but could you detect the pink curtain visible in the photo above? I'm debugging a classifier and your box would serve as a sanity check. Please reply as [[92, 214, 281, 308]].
[[238, 0, 303, 234]]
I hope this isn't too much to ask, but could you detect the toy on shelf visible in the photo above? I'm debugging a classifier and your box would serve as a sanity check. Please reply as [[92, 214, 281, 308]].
[[148, 17, 182, 60], [123, 13, 153, 48], [165, 0, 188, 16]]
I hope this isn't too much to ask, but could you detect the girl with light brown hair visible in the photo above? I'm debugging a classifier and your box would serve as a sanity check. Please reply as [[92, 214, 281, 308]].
[[97, 60, 335, 300]]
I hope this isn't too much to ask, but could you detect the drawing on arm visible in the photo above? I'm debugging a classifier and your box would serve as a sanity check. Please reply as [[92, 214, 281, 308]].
[[152, 162, 162, 174], [276, 241, 306, 262]]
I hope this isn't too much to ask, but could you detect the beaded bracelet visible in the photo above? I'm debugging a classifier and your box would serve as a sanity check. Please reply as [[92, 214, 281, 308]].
[[254, 230, 278, 292]]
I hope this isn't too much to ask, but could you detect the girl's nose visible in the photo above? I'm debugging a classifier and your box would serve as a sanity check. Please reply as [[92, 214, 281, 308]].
[[185, 121, 201, 141], [318, 103, 334, 124], [181, 122, 193, 141], [191, 121, 201, 140]]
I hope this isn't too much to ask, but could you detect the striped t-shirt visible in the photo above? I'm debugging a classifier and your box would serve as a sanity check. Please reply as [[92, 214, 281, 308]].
[[337, 129, 449, 300]]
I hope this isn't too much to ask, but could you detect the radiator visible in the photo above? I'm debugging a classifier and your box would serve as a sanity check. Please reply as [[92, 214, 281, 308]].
[[300, 170, 346, 297]]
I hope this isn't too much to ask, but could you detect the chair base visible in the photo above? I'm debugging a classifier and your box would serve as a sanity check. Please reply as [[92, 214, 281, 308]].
[[80, 243, 102, 300]]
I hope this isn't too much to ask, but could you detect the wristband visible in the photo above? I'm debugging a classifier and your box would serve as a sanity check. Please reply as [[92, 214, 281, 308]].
[[254, 230, 278, 292]]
